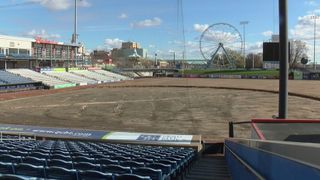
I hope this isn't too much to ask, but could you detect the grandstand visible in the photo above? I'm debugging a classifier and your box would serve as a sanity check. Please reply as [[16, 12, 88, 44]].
[[0, 71, 34, 85], [71, 70, 118, 83], [0, 137, 196, 180], [44, 71, 99, 86], [92, 70, 132, 81], [7, 69, 75, 89]]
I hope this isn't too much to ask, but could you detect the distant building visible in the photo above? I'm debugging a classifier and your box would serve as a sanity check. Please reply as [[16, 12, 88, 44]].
[[111, 41, 147, 60], [0, 34, 87, 69]]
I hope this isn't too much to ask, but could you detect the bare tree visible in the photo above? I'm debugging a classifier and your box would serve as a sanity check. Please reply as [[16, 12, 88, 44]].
[[246, 53, 263, 69], [289, 40, 308, 69]]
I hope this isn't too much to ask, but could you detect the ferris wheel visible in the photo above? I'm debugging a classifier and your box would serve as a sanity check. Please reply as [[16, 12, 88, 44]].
[[200, 23, 243, 69]]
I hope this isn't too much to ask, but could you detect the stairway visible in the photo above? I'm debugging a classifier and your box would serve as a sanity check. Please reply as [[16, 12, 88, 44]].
[[184, 155, 231, 180]]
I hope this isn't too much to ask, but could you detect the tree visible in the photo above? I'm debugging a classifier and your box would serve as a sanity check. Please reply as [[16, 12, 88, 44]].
[[289, 40, 308, 69], [246, 53, 263, 69]]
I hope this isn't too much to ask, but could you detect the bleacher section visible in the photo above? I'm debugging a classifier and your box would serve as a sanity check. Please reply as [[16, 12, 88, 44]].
[[0, 139, 195, 180], [93, 70, 132, 81], [7, 69, 75, 89], [0, 71, 34, 85], [71, 70, 118, 83], [44, 71, 98, 86]]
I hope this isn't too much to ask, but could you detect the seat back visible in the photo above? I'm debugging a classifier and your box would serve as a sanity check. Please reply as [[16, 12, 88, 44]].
[[0, 162, 15, 174], [0, 154, 22, 163], [15, 163, 45, 178], [120, 161, 145, 169], [147, 163, 171, 175], [115, 174, 152, 180], [47, 159, 73, 169], [102, 164, 131, 174], [78, 170, 113, 180], [45, 166, 78, 180], [22, 156, 47, 166], [133, 167, 162, 180], [73, 162, 101, 171]]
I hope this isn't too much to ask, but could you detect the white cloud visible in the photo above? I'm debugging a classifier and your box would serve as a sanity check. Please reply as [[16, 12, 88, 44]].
[[29, 0, 90, 11], [25, 29, 61, 39], [118, 13, 128, 19], [306, 0, 318, 6], [246, 42, 263, 53], [104, 38, 124, 50], [131, 17, 162, 28], [193, 24, 209, 33], [262, 30, 273, 37]]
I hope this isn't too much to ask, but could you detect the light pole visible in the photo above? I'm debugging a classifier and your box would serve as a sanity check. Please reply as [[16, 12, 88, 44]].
[[155, 53, 158, 67], [240, 21, 249, 69], [311, 15, 320, 70], [252, 53, 255, 69]]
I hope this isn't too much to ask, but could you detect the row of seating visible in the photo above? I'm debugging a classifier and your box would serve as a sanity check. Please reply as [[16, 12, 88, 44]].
[[0, 70, 34, 85], [6, 69, 131, 88], [0, 140, 196, 180], [7, 69, 69, 87]]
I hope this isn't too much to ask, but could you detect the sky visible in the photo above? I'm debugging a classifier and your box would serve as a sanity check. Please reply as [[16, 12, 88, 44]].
[[0, 0, 320, 60]]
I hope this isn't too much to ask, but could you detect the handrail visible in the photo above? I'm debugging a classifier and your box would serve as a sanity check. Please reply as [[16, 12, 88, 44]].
[[225, 144, 265, 179]]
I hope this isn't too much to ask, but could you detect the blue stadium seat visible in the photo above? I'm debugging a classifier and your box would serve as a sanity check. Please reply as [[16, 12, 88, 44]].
[[14, 163, 46, 178], [0, 162, 15, 174], [72, 156, 95, 163], [110, 156, 131, 162], [73, 162, 101, 171], [47, 159, 74, 169], [147, 163, 171, 177], [45, 166, 78, 180], [78, 170, 113, 180], [29, 152, 50, 159], [115, 174, 152, 180], [102, 164, 132, 174], [10, 150, 29, 157], [0, 154, 22, 163], [51, 154, 72, 161], [134, 158, 154, 164], [120, 161, 145, 169], [98, 158, 119, 166], [133, 167, 162, 180], [92, 154, 110, 159], [0, 174, 30, 180], [22, 156, 47, 167]]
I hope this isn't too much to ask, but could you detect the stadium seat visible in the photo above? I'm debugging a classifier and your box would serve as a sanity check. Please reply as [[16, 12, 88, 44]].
[[51, 154, 72, 161], [120, 161, 145, 169], [115, 174, 152, 180], [147, 163, 171, 176], [0, 162, 15, 174], [14, 163, 46, 178], [110, 156, 131, 162], [102, 164, 132, 174], [134, 158, 154, 164], [73, 162, 101, 171], [0, 174, 30, 180], [22, 156, 47, 167], [98, 158, 119, 166], [0, 154, 22, 163], [78, 170, 113, 180], [29, 152, 50, 160], [10, 151, 29, 157], [45, 166, 78, 180], [47, 159, 74, 169], [72, 156, 95, 163], [133, 167, 162, 180]]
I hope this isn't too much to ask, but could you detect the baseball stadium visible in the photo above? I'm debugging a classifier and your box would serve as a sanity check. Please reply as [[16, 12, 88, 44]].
[[0, 0, 320, 180]]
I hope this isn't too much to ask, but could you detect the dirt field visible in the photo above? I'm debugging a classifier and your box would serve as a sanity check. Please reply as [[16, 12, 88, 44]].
[[0, 78, 320, 141]]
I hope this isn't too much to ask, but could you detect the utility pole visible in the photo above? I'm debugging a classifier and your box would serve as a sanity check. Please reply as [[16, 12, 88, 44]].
[[311, 15, 320, 70], [240, 21, 249, 69], [278, 0, 288, 119]]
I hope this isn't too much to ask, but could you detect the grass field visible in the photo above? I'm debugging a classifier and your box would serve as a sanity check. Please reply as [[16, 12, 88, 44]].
[[181, 69, 279, 77]]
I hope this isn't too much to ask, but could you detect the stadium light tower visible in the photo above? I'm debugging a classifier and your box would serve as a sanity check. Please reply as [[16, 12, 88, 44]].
[[71, 0, 78, 44], [240, 21, 249, 69], [311, 15, 320, 70]]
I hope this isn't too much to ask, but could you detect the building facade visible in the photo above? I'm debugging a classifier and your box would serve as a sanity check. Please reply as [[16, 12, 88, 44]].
[[111, 41, 147, 60], [0, 35, 87, 69]]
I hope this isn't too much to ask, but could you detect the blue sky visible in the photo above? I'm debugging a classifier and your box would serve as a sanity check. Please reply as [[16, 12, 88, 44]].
[[0, 0, 320, 60]]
